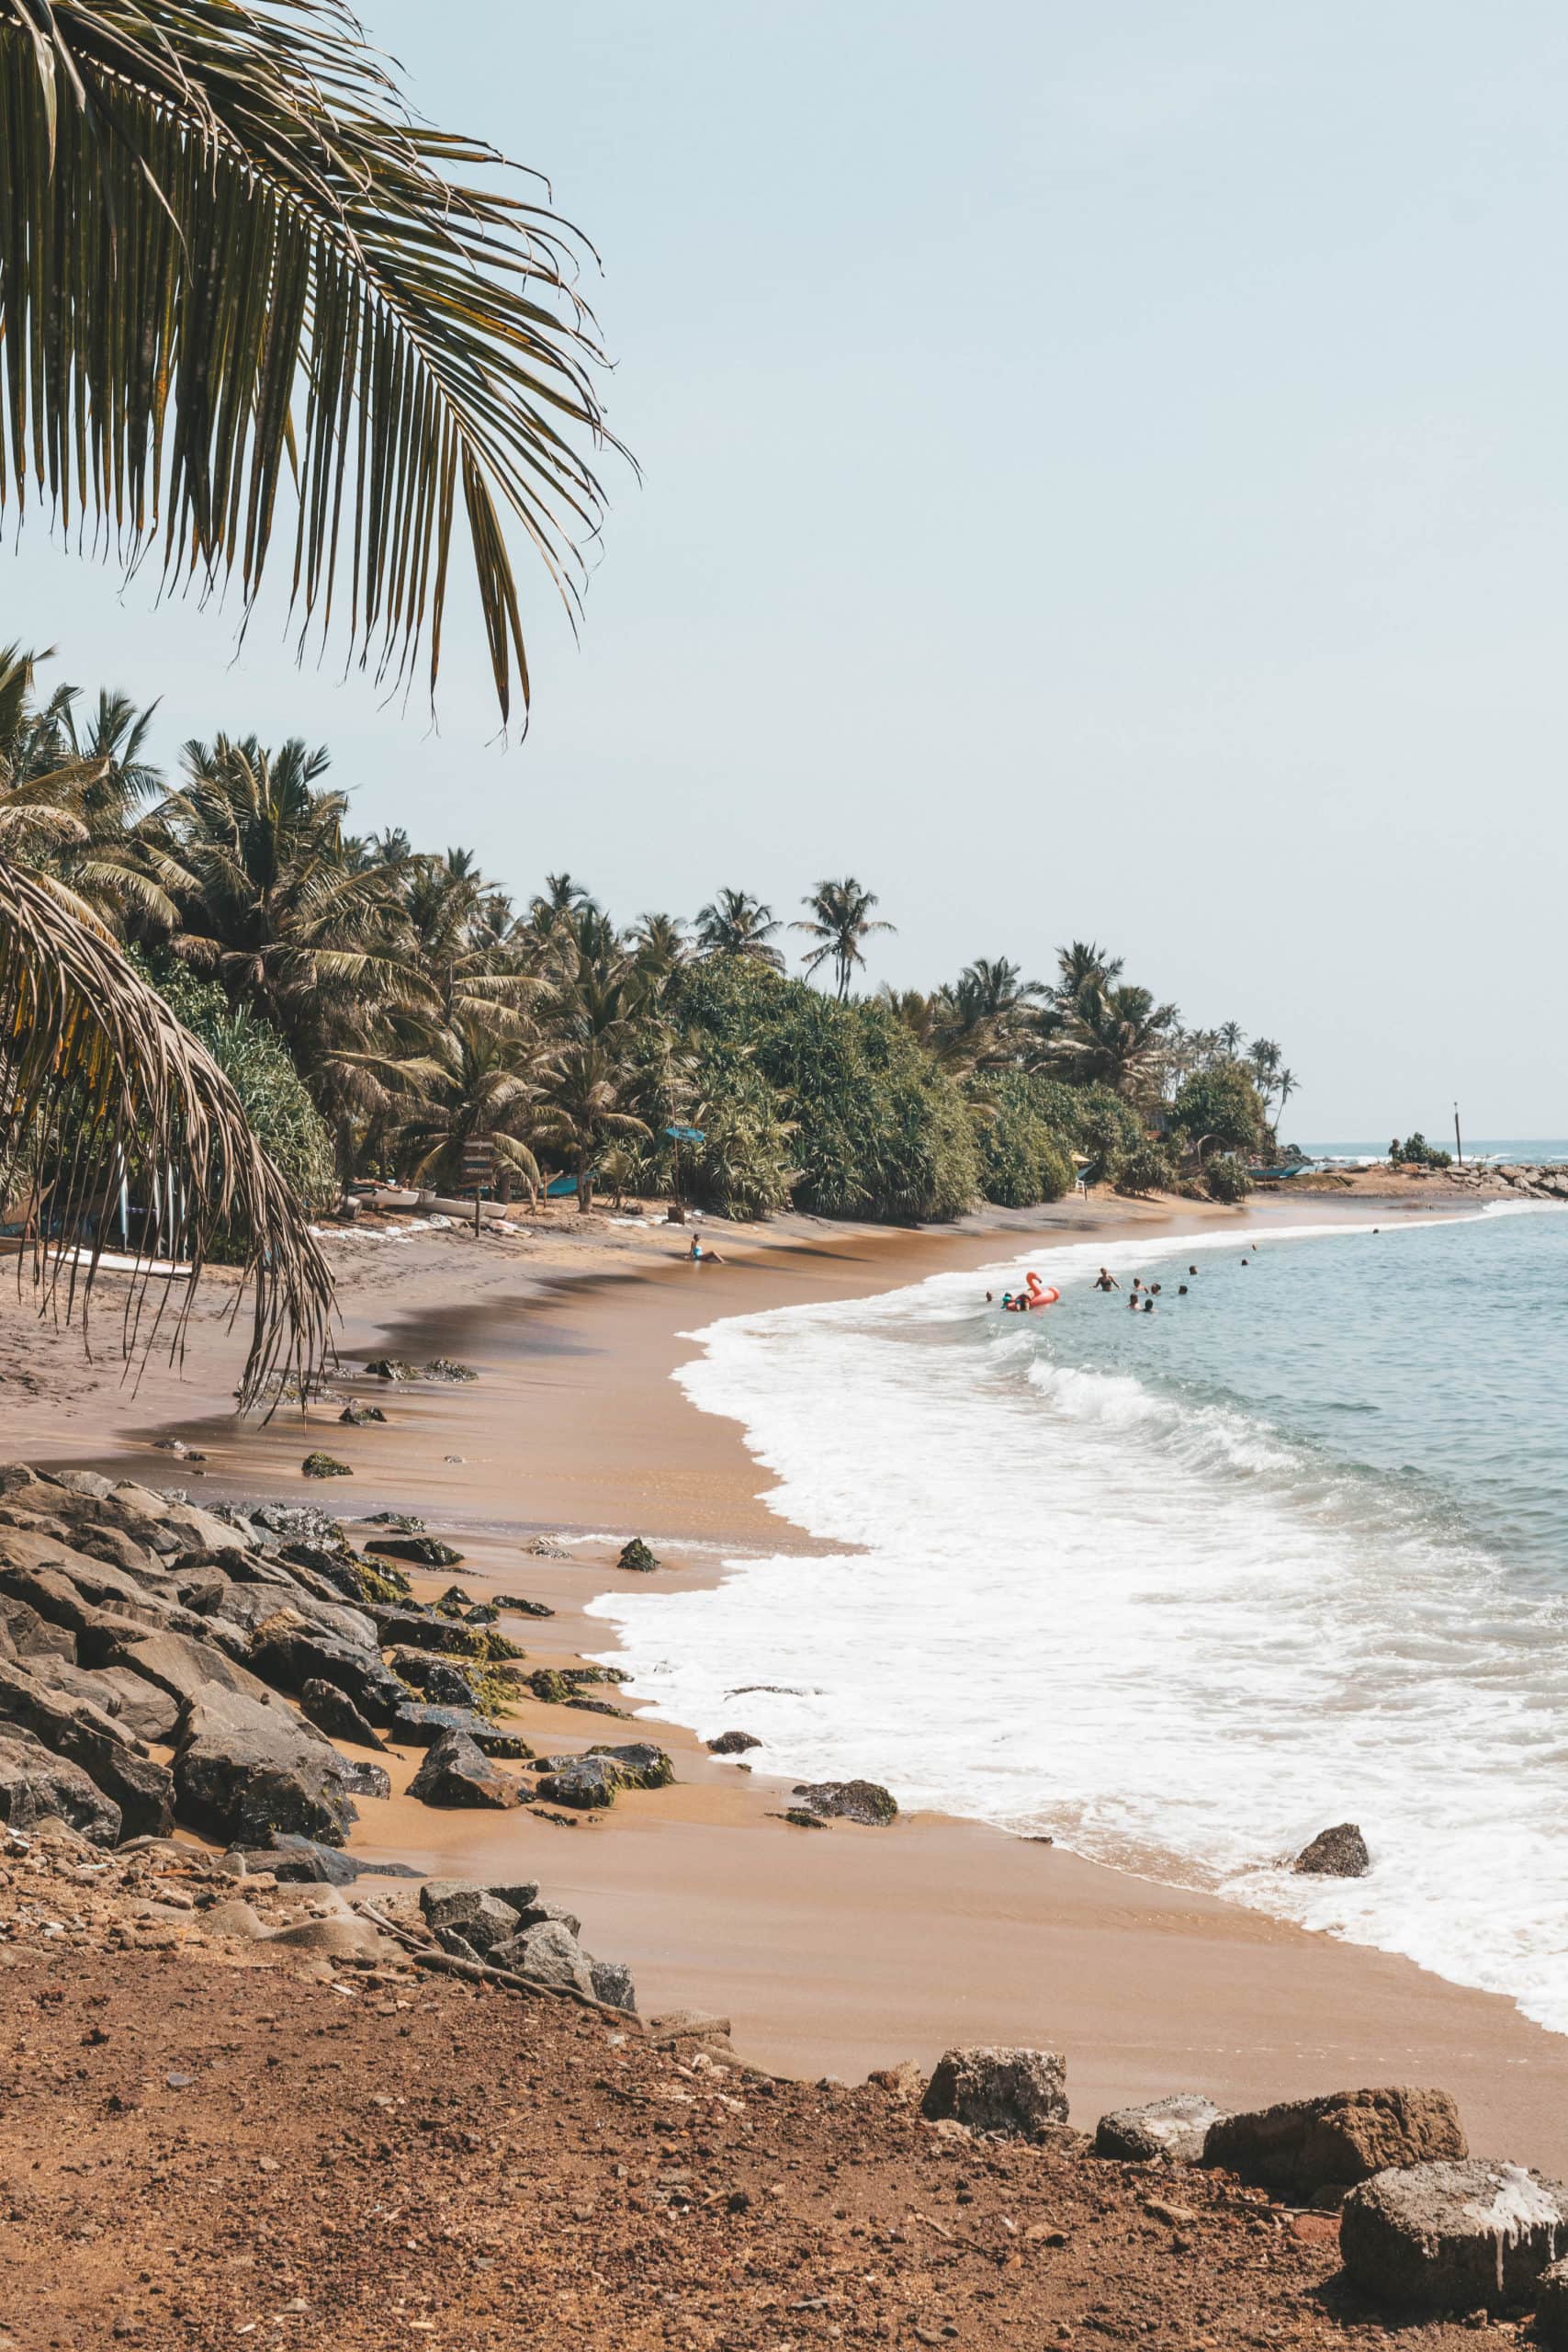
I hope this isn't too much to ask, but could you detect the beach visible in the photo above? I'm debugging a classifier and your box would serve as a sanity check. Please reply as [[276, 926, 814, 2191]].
[[6, 1184, 1567, 2178]]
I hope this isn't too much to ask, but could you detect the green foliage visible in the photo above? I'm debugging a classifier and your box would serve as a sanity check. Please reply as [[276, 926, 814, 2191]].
[[973, 1073, 1077, 1207], [674, 959, 979, 1222], [1392, 1132, 1453, 1169], [1203, 1153, 1254, 1204], [1115, 1142, 1174, 1196], [136, 954, 338, 1216], [1171, 1062, 1267, 1159]]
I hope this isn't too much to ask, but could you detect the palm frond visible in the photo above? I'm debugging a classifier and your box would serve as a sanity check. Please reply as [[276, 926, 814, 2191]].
[[0, 862, 333, 1408], [0, 0, 626, 723]]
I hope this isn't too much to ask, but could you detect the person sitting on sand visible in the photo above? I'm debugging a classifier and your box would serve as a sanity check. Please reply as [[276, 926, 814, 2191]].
[[1092, 1267, 1119, 1291], [688, 1236, 725, 1265]]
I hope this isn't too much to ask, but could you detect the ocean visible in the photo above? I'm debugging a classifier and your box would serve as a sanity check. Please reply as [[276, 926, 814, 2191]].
[[590, 1196, 1568, 2034]]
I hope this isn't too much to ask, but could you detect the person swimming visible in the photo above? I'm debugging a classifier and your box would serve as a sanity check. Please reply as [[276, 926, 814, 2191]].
[[1092, 1268, 1119, 1292], [1178, 1283, 1189, 1295], [1141, 1296, 1156, 1312]]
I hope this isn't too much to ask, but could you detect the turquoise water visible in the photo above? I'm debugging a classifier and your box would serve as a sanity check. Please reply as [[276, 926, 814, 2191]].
[[1303, 1136, 1568, 1165], [596, 1202, 1568, 2032]]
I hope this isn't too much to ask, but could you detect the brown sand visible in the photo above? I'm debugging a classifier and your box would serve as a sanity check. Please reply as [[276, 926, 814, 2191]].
[[7, 1192, 1567, 2174]]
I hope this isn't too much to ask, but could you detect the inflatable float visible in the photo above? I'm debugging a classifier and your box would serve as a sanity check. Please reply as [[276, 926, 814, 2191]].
[[1004, 1271, 1059, 1311]]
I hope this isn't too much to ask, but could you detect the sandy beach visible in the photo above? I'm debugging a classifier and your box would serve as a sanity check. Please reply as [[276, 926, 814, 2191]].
[[7, 1186, 1567, 2177]]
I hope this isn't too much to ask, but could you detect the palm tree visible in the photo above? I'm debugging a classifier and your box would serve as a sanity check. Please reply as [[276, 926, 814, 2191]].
[[1055, 941, 1123, 1011], [0, 1, 622, 726], [346, 1011, 556, 1203], [1247, 1037, 1283, 1105], [793, 878, 895, 1001], [1274, 1067, 1298, 1124], [1052, 981, 1178, 1102], [1216, 1021, 1246, 1057], [630, 912, 690, 978], [694, 889, 785, 970]]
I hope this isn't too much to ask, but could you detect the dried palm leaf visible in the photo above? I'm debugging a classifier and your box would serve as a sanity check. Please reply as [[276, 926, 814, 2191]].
[[0, 860, 334, 1408], [0, 0, 625, 722]]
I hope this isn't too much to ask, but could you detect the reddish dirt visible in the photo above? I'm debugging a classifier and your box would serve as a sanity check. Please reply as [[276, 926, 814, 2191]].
[[0, 1942, 1529, 2352]]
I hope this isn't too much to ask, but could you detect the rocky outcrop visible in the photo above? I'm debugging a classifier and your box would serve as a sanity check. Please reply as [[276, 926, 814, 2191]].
[[1204, 2086, 1465, 2200], [247, 1617, 407, 1727], [367, 1535, 464, 1568], [365, 1605, 486, 1656], [706, 1730, 761, 1755], [1292, 1823, 1371, 1877], [589, 1742, 673, 1791], [298, 1679, 387, 1750], [535, 1754, 622, 1810], [387, 1645, 483, 1709], [921, 2047, 1068, 2137], [492, 1917, 595, 1997], [617, 1538, 659, 1574], [173, 1687, 361, 1848], [591, 1959, 638, 2015], [422, 1884, 524, 1957], [1096, 2094, 1226, 2164], [1339, 2158, 1568, 2313], [406, 1730, 525, 1809], [0, 1657, 174, 1837], [301, 1453, 352, 1480], [791, 1779, 897, 1826], [0, 1730, 121, 1844], [391, 1702, 531, 1757]]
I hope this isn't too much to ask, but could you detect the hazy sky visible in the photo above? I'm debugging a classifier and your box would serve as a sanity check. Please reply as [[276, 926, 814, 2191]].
[[9, 2, 1568, 1136]]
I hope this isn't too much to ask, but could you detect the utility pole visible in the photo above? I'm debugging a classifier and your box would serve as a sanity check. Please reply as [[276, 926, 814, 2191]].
[[1454, 1102, 1463, 1167]]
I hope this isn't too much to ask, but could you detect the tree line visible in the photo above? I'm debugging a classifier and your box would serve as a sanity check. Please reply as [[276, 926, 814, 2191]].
[[0, 648, 1295, 1227]]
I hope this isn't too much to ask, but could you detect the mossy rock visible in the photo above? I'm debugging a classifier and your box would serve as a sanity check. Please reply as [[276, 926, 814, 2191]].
[[525, 1668, 576, 1707], [339, 1400, 387, 1426], [777, 1807, 828, 1829], [434, 1583, 475, 1615], [363, 1357, 419, 1382], [423, 1358, 479, 1384], [588, 1743, 672, 1790], [617, 1537, 660, 1575], [302, 1453, 352, 1480], [350, 1560, 413, 1606], [368, 1534, 464, 1568]]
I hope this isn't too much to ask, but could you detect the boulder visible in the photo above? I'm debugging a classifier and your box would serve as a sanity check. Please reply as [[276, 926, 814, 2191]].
[[706, 1730, 761, 1756], [106, 1629, 272, 1712], [387, 1645, 483, 1709], [301, 1453, 352, 1480], [367, 1535, 465, 1568], [921, 2047, 1069, 2137], [30, 1660, 182, 1747], [0, 1657, 175, 1836], [491, 1917, 595, 1997], [588, 1741, 673, 1791], [339, 1401, 387, 1426], [243, 1835, 422, 1884], [617, 1538, 659, 1574], [535, 1754, 622, 1810], [503, 1894, 582, 1939], [202, 1897, 266, 1941], [590, 1958, 637, 2015], [792, 1778, 898, 1826], [1097, 2094, 1227, 2164], [1204, 2086, 1466, 2201], [493, 1593, 554, 1619], [407, 1731, 525, 1810], [423, 1359, 478, 1384], [1537, 2255, 1568, 2347], [367, 1605, 485, 1657], [0, 1730, 121, 1845], [211, 1578, 376, 1655], [363, 1358, 418, 1381], [174, 1687, 360, 1847], [299, 1679, 387, 1750], [263, 1915, 388, 1962], [420, 1883, 522, 1954], [485, 1880, 542, 1914], [0, 1594, 76, 1662], [1339, 2158, 1568, 2314], [248, 1618, 406, 1726], [389, 1703, 531, 1758], [1293, 1822, 1371, 1877]]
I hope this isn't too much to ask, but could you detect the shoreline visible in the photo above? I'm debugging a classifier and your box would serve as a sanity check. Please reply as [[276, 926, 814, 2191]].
[[9, 1191, 1568, 2173]]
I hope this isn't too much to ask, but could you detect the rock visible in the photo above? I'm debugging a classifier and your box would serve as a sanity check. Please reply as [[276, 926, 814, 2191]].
[[174, 1688, 361, 1848], [591, 1958, 637, 2015], [365, 1511, 426, 1531], [1204, 2086, 1466, 2200], [534, 1754, 622, 1810], [387, 1645, 483, 1710], [331, 1755, 390, 1801], [791, 1779, 898, 1826], [0, 1730, 121, 1844], [60, 1663, 181, 1747], [367, 1535, 464, 1568], [362, 1358, 418, 1381], [617, 1537, 659, 1574], [301, 1453, 352, 1480], [503, 1894, 582, 1939], [485, 1879, 541, 1911], [389, 1703, 531, 1758], [423, 1359, 478, 1383], [248, 1619, 407, 1727], [212, 1578, 378, 1655], [420, 1883, 522, 1953], [491, 1917, 594, 1997], [202, 1897, 265, 1940], [299, 1679, 387, 1750], [1096, 2095, 1226, 2164], [407, 1731, 525, 1809], [338, 1401, 387, 1427], [106, 1630, 272, 1712], [869, 2061, 929, 2105], [0, 1594, 76, 1662], [588, 1741, 673, 1791], [1292, 1822, 1371, 1877], [706, 1730, 761, 1756], [262, 1915, 389, 1962], [247, 1835, 422, 1883], [1538, 2255, 1568, 2347], [366, 1605, 485, 1656], [524, 1537, 570, 1559], [1340, 2158, 1568, 2313], [0, 1657, 175, 1837], [921, 2048, 1069, 2136], [492, 1592, 554, 1618]]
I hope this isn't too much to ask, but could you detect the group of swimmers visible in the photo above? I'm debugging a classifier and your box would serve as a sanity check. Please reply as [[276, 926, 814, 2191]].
[[987, 1250, 1258, 1316]]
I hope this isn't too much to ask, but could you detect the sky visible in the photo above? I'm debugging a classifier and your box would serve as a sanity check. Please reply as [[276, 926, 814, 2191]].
[[7, 0, 1568, 1137]]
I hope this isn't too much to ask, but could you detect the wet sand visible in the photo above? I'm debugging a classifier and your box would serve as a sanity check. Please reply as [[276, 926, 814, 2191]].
[[13, 1192, 1568, 2173]]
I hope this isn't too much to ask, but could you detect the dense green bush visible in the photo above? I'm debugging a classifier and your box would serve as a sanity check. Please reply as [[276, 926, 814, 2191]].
[[1391, 1132, 1452, 1169], [674, 960, 979, 1221], [973, 1073, 1077, 1207], [1203, 1153, 1254, 1204], [135, 954, 338, 1215], [1115, 1141, 1174, 1196], [1170, 1062, 1266, 1159]]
